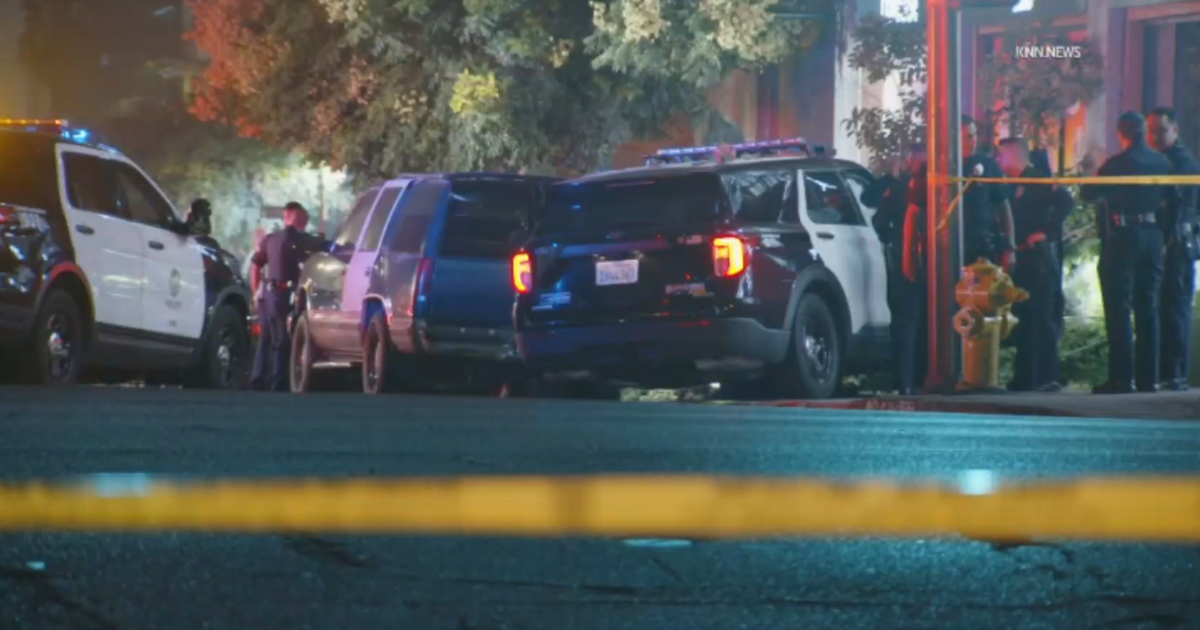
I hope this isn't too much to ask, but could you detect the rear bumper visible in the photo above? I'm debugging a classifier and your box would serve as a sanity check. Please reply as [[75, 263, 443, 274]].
[[516, 317, 790, 374]]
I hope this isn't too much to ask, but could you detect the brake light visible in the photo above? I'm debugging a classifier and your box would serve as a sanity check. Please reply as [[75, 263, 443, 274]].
[[408, 258, 435, 317], [713, 236, 746, 277], [512, 252, 533, 294], [0, 205, 16, 227]]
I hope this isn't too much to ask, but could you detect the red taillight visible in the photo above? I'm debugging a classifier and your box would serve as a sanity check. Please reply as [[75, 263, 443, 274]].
[[251, 321, 262, 337], [0, 205, 16, 227], [512, 252, 533, 294], [713, 236, 746, 277], [407, 258, 434, 317]]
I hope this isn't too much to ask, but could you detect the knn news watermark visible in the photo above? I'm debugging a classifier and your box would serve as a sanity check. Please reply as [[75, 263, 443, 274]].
[[1015, 44, 1085, 59]]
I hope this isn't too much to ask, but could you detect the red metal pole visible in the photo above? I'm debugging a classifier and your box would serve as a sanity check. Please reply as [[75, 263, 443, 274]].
[[924, 0, 955, 393]]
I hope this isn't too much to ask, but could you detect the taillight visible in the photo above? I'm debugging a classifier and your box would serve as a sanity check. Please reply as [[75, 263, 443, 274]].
[[0, 205, 16, 227], [407, 258, 435, 317], [713, 236, 746, 277], [512, 252, 533, 294]]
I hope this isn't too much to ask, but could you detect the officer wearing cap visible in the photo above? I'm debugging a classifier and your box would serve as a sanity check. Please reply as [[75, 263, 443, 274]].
[[1147, 106, 1199, 391], [962, 116, 1018, 271], [249, 202, 331, 391], [1082, 111, 1179, 394], [896, 144, 931, 395], [998, 138, 1074, 392]]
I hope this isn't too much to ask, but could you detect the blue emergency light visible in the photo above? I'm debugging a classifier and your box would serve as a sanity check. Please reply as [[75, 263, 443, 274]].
[[0, 118, 91, 143], [645, 137, 813, 166]]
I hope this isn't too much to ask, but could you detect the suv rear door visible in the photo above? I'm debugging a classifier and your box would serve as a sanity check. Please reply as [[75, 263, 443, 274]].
[[796, 169, 872, 336], [341, 181, 408, 341], [421, 177, 539, 355], [523, 172, 729, 328]]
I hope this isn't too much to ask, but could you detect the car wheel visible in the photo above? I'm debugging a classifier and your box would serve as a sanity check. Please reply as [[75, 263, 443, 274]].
[[194, 305, 249, 389], [32, 289, 85, 387], [775, 293, 842, 400], [290, 313, 315, 394], [362, 311, 397, 395]]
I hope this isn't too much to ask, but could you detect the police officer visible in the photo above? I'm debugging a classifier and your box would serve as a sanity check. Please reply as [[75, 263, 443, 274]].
[[998, 138, 1074, 392], [896, 144, 931, 395], [867, 149, 921, 393], [185, 198, 220, 249], [249, 202, 331, 391], [962, 116, 1018, 271], [1082, 111, 1178, 394], [1028, 149, 1070, 343], [1148, 107, 1199, 391]]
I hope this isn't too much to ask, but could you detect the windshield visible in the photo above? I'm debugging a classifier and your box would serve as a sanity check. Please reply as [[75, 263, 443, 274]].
[[0, 133, 59, 210], [539, 173, 727, 235]]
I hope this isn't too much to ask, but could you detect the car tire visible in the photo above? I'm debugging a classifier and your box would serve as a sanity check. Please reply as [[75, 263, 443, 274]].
[[774, 293, 842, 400], [290, 312, 316, 394], [31, 289, 85, 387], [362, 310, 399, 395], [192, 305, 250, 390]]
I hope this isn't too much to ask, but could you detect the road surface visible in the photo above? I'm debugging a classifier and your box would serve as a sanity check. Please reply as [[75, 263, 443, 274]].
[[2, 387, 1198, 629]]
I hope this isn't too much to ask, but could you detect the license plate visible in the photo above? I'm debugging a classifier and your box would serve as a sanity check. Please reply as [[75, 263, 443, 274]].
[[596, 259, 639, 286]]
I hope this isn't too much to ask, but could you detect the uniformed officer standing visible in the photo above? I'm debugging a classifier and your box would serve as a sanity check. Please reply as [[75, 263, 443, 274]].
[[1082, 111, 1179, 394], [896, 144, 931, 395], [961, 116, 1018, 271], [1028, 149, 1070, 344], [867, 148, 923, 393], [1147, 107, 1199, 391], [998, 139, 1074, 392], [249, 202, 331, 391]]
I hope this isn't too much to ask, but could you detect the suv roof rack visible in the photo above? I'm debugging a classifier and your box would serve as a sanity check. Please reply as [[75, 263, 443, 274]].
[[644, 137, 816, 166], [0, 118, 92, 144]]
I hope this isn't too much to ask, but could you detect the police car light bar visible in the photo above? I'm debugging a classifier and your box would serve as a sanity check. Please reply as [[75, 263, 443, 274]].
[[645, 137, 812, 165], [0, 118, 90, 143]]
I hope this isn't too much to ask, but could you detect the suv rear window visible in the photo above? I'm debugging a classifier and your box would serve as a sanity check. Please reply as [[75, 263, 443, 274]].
[[439, 179, 537, 259], [0, 133, 59, 210], [540, 173, 726, 235]]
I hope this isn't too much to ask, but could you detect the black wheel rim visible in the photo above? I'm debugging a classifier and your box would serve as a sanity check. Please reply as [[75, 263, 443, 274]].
[[292, 325, 308, 390], [800, 320, 835, 385], [44, 311, 76, 381]]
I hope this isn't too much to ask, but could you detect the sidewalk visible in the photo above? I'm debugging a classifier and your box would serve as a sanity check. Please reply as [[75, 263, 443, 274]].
[[731, 389, 1200, 420]]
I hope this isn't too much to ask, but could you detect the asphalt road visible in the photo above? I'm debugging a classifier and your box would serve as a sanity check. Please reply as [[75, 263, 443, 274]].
[[2, 387, 1199, 630]]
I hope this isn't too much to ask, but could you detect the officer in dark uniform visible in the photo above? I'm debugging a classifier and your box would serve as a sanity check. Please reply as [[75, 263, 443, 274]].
[[962, 116, 1018, 271], [998, 138, 1074, 392], [1082, 111, 1179, 394], [896, 145, 931, 395], [867, 148, 922, 393], [185, 198, 221, 249], [249, 202, 331, 391], [1148, 107, 1199, 391], [1028, 149, 1070, 346]]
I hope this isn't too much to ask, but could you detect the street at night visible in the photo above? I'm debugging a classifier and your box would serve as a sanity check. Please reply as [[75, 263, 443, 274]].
[[2, 387, 1198, 629]]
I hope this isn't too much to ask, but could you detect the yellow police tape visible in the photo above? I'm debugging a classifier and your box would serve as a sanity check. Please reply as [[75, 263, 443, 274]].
[[931, 173, 1200, 233], [1, 475, 1199, 541]]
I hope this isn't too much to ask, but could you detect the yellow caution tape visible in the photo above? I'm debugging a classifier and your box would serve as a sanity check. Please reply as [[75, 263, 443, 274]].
[[1, 475, 1199, 541], [941, 174, 1200, 185]]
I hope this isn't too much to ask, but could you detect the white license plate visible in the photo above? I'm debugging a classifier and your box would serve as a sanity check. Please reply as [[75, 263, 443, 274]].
[[596, 260, 639, 286]]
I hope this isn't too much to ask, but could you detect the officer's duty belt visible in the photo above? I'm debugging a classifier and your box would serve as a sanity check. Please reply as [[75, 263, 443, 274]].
[[265, 280, 294, 291], [1110, 212, 1157, 227]]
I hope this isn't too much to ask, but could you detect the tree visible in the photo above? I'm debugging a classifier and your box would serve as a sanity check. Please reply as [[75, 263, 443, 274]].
[[186, 0, 840, 180], [978, 34, 1104, 171], [841, 9, 926, 173]]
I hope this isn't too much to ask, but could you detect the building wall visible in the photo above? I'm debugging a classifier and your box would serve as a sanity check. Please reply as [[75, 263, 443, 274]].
[[0, 0, 46, 116]]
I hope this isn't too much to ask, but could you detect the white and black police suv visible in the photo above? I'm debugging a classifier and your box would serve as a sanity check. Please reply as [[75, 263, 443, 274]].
[[0, 120, 252, 387], [513, 138, 892, 399]]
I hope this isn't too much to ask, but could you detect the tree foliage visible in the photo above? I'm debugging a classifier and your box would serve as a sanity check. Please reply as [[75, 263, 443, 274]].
[[842, 10, 926, 173], [978, 35, 1105, 153], [186, 0, 839, 180]]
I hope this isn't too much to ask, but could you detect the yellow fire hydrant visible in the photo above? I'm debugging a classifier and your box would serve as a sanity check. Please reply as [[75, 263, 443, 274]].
[[952, 258, 1029, 392]]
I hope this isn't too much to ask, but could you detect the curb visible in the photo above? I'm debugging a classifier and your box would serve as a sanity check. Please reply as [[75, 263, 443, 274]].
[[729, 397, 1089, 418]]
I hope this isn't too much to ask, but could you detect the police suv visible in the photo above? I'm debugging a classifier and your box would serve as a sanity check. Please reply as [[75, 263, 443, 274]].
[[513, 139, 891, 399], [0, 120, 252, 387]]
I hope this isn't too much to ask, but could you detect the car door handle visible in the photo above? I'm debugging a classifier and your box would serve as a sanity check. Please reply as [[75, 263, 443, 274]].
[[148, 241, 165, 251], [75, 225, 95, 235], [816, 232, 835, 240]]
